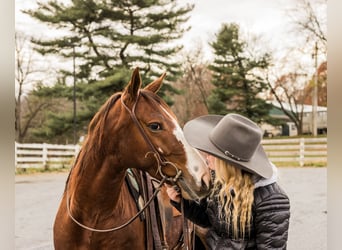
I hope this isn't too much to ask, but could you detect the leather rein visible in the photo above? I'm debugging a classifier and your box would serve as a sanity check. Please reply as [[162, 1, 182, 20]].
[[66, 91, 183, 233]]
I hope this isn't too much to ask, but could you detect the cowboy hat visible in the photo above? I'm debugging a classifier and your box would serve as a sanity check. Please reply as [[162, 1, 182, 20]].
[[183, 113, 273, 178]]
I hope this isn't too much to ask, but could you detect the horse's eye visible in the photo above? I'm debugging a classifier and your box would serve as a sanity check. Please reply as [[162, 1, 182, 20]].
[[148, 122, 162, 131]]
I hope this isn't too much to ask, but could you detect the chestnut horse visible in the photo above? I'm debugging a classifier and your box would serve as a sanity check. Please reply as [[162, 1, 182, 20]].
[[53, 68, 211, 249]]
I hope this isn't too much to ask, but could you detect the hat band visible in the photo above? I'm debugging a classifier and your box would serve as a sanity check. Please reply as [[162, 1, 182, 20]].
[[224, 149, 249, 162]]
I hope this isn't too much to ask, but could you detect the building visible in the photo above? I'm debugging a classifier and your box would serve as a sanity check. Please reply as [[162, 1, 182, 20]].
[[261, 101, 327, 137]]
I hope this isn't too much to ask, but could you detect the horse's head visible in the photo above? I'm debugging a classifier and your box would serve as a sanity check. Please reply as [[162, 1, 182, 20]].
[[103, 68, 210, 200]]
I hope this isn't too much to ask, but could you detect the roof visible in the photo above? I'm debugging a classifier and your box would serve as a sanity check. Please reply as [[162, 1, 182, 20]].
[[270, 101, 327, 113]]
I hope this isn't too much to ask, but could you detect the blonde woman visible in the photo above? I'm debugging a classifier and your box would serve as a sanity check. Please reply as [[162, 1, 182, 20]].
[[166, 113, 290, 249]]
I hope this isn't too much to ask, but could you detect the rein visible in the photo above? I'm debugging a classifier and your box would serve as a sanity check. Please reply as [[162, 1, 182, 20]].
[[66, 174, 167, 232], [66, 91, 183, 233]]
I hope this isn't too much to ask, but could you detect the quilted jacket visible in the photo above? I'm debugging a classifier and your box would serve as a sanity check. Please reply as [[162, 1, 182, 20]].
[[171, 182, 290, 249]]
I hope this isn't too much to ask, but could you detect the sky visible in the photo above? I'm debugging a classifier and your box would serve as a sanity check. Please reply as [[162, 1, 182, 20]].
[[15, 0, 325, 91], [16, 0, 298, 55], [182, 0, 298, 58]]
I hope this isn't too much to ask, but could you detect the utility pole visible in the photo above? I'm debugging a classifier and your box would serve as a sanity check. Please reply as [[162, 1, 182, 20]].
[[312, 42, 318, 136], [72, 43, 77, 144]]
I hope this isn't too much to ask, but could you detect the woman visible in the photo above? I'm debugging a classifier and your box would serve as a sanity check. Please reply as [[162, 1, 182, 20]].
[[166, 113, 290, 249]]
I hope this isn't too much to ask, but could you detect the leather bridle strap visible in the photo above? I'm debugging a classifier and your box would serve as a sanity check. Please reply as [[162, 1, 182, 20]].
[[146, 173, 168, 250], [181, 199, 190, 250], [121, 92, 165, 163], [120, 91, 182, 183], [140, 171, 153, 250]]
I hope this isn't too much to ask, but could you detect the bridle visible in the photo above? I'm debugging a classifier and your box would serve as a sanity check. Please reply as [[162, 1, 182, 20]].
[[66, 91, 183, 233], [120, 90, 183, 184]]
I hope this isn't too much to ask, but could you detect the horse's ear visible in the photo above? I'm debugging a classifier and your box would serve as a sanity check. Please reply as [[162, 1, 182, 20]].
[[123, 67, 142, 102], [144, 72, 166, 93]]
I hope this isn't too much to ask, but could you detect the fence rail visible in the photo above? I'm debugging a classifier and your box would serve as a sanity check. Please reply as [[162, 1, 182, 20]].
[[262, 137, 327, 166], [15, 142, 80, 169], [15, 137, 327, 169]]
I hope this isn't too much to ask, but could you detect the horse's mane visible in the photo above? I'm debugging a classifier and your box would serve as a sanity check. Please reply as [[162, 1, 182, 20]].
[[88, 92, 122, 137], [65, 92, 122, 185]]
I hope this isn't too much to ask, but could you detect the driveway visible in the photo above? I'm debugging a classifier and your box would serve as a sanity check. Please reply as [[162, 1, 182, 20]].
[[15, 167, 327, 250]]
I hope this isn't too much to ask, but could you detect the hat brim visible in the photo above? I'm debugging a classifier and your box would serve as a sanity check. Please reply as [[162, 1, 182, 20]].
[[183, 115, 273, 179]]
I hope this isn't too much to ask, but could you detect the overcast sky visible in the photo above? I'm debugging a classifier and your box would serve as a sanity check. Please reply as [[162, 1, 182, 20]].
[[15, 0, 325, 89], [182, 0, 298, 57], [16, 0, 299, 52]]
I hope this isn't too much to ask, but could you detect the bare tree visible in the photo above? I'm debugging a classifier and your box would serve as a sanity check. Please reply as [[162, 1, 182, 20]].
[[263, 0, 327, 135], [172, 46, 213, 125], [302, 61, 327, 106], [288, 0, 327, 56], [15, 32, 50, 142], [265, 70, 310, 135]]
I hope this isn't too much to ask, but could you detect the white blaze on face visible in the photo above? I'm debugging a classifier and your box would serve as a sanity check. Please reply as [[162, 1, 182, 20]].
[[161, 107, 207, 187], [173, 124, 207, 186]]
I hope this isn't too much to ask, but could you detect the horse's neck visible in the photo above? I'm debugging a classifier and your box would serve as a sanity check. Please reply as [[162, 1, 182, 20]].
[[69, 156, 127, 216]]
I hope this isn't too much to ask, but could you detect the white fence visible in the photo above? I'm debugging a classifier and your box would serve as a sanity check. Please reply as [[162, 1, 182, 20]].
[[15, 142, 80, 169], [15, 137, 327, 169], [262, 137, 327, 167]]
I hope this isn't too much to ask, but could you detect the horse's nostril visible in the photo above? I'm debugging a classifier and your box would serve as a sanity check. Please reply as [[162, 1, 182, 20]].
[[201, 173, 211, 191]]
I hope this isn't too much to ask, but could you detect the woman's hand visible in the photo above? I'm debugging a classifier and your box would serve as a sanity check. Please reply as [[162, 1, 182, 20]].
[[164, 183, 181, 203]]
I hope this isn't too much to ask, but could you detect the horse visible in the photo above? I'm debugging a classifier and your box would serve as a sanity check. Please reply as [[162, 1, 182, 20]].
[[53, 67, 211, 249]]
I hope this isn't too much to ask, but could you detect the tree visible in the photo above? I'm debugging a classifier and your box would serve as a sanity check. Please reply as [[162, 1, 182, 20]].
[[263, 0, 327, 135], [265, 71, 310, 135], [24, 0, 193, 87], [303, 61, 327, 106], [208, 23, 273, 124], [172, 47, 213, 125], [23, 0, 194, 142], [288, 0, 327, 55], [15, 32, 53, 142], [29, 68, 132, 143]]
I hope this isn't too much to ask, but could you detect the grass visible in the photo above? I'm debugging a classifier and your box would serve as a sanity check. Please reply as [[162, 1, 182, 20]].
[[266, 134, 327, 139], [273, 161, 326, 168], [15, 166, 71, 175]]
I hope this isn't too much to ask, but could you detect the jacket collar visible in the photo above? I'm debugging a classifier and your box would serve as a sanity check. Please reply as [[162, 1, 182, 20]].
[[254, 163, 278, 189]]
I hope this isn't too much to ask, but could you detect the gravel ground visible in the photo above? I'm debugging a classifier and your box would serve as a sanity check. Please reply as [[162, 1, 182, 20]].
[[277, 167, 327, 250], [15, 167, 327, 250]]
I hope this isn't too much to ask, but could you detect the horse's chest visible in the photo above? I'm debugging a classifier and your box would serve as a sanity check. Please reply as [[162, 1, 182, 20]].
[[88, 197, 146, 248], [88, 221, 145, 249]]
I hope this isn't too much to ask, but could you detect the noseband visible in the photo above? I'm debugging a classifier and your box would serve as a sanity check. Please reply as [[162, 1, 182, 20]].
[[66, 91, 183, 232]]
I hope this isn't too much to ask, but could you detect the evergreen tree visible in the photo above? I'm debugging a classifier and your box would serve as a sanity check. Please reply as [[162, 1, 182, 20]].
[[25, 0, 192, 85], [30, 67, 132, 143], [23, 0, 193, 142], [208, 23, 273, 124]]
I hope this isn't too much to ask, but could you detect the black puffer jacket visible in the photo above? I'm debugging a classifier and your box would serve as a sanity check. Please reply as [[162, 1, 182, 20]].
[[171, 182, 290, 249]]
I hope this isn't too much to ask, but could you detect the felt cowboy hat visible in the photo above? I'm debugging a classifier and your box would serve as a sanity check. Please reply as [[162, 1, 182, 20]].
[[183, 113, 273, 178]]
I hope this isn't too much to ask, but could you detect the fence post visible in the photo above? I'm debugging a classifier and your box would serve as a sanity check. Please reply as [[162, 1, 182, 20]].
[[42, 143, 48, 170], [299, 138, 305, 167]]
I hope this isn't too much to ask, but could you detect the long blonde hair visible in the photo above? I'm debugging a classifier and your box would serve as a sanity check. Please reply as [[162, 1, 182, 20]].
[[210, 157, 255, 238]]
